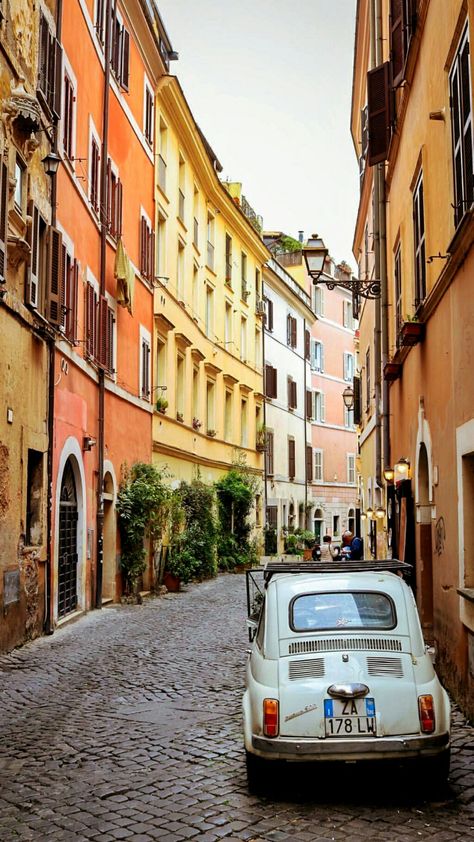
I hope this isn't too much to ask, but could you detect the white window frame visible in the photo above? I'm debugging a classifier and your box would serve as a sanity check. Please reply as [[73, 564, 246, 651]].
[[343, 299, 353, 329], [347, 453, 356, 485], [343, 352, 354, 382], [139, 325, 151, 401], [314, 449, 323, 481], [313, 390, 325, 422], [143, 73, 154, 147], [313, 285, 325, 316], [88, 116, 102, 218], [61, 51, 77, 163]]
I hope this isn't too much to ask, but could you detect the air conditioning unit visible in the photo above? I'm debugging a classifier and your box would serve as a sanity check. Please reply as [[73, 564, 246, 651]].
[[256, 299, 266, 315]]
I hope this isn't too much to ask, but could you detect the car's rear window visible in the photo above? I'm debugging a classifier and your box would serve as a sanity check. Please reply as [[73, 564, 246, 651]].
[[291, 591, 396, 631]]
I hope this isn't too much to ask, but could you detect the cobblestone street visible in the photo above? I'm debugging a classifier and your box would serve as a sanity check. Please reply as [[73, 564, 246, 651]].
[[0, 573, 473, 842]]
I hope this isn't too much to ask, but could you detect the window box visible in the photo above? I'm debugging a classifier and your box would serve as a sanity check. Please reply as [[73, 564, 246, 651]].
[[400, 320, 424, 346], [383, 361, 402, 381]]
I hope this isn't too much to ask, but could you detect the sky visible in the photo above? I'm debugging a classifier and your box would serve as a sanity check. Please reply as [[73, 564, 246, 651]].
[[157, 0, 358, 266]]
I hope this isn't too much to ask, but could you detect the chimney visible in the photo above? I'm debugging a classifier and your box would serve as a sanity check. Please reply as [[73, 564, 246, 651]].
[[298, 230, 304, 244]]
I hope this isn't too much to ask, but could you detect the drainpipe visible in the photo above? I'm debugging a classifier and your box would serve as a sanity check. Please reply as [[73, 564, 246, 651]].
[[44, 0, 63, 634], [95, 0, 112, 608], [262, 276, 268, 533], [303, 318, 308, 526], [371, 0, 384, 490]]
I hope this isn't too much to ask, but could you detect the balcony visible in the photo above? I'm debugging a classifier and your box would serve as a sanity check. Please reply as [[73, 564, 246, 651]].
[[207, 240, 214, 271], [158, 155, 166, 193]]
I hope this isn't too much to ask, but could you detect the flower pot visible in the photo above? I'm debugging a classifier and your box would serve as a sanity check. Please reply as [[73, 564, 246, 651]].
[[400, 321, 424, 346], [303, 548, 313, 560], [163, 571, 181, 592], [383, 361, 402, 381]]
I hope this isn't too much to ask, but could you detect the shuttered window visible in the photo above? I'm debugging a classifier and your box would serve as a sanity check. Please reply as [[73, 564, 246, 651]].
[[85, 283, 98, 359], [365, 348, 371, 410], [287, 314, 297, 348], [313, 391, 325, 422], [111, 13, 130, 90], [304, 329, 310, 360], [141, 336, 151, 399], [265, 297, 274, 330], [63, 73, 75, 160], [106, 159, 123, 240], [265, 364, 277, 399], [63, 250, 79, 342], [306, 389, 312, 419], [367, 62, 392, 166], [390, 0, 418, 87], [353, 376, 362, 426], [313, 285, 324, 316], [90, 138, 100, 214], [312, 340, 324, 372], [95, 0, 105, 44], [38, 12, 62, 118], [306, 445, 313, 483], [0, 158, 8, 284], [27, 202, 42, 308], [449, 24, 474, 228], [287, 378, 297, 410], [266, 431, 274, 476], [288, 439, 296, 480], [343, 352, 354, 382], [413, 171, 426, 305], [394, 244, 402, 343], [45, 226, 64, 326], [347, 454, 356, 485], [144, 85, 154, 145], [314, 449, 323, 482], [140, 216, 155, 283], [266, 504, 277, 528]]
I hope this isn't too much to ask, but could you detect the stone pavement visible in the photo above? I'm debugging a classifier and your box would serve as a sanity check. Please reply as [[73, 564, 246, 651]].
[[0, 573, 473, 842]]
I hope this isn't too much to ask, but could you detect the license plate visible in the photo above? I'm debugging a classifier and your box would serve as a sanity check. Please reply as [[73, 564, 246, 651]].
[[324, 697, 376, 736]]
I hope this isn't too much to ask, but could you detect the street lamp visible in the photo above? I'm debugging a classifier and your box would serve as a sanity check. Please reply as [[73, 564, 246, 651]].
[[342, 385, 354, 410], [394, 457, 410, 482], [303, 234, 328, 283], [375, 506, 386, 519], [42, 151, 61, 176], [383, 466, 395, 482]]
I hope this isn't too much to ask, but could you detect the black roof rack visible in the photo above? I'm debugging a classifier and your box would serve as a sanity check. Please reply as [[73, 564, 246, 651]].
[[262, 559, 412, 584]]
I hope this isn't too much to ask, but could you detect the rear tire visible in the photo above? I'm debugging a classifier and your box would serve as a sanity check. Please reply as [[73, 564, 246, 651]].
[[245, 750, 267, 795], [430, 749, 451, 784]]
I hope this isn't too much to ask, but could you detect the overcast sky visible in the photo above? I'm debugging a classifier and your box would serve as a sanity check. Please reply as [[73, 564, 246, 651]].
[[158, 0, 358, 267]]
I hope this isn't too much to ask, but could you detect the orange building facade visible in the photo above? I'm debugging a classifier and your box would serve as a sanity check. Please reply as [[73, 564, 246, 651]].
[[49, 0, 172, 625]]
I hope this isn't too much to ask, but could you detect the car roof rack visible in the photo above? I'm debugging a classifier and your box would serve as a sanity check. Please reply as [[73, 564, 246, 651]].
[[262, 559, 412, 584]]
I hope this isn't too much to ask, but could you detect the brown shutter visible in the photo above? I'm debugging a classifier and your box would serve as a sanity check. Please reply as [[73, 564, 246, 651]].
[[304, 329, 310, 360], [67, 258, 79, 342], [306, 445, 313, 483], [291, 380, 297, 409], [85, 284, 96, 358], [0, 159, 8, 284], [291, 317, 297, 347], [266, 365, 277, 399], [390, 0, 405, 87], [38, 13, 49, 96], [287, 377, 292, 407], [116, 178, 123, 238], [268, 298, 273, 330], [27, 202, 40, 307], [306, 388, 312, 419], [106, 158, 112, 229], [45, 226, 63, 326], [53, 38, 63, 118], [287, 314, 291, 345], [98, 294, 108, 367], [107, 307, 114, 373], [266, 432, 274, 476], [140, 216, 146, 274], [121, 28, 130, 90], [288, 439, 295, 480], [353, 375, 361, 425], [367, 62, 392, 166]]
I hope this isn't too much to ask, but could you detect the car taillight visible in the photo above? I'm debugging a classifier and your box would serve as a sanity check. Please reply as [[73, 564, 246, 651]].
[[263, 698, 279, 737], [418, 694, 435, 733]]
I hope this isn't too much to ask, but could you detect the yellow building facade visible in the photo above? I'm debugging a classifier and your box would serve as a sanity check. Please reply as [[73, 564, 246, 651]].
[[153, 76, 269, 498]]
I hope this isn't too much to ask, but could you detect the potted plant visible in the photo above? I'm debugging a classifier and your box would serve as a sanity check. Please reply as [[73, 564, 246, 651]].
[[207, 428, 216, 437], [255, 424, 267, 452], [156, 395, 168, 414], [192, 417, 202, 431], [301, 530, 316, 560], [176, 411, 184, 422], [399, 316, 424, 347]]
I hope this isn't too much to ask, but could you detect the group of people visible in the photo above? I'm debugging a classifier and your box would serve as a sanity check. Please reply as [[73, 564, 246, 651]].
[[312, 531, 363, 562]]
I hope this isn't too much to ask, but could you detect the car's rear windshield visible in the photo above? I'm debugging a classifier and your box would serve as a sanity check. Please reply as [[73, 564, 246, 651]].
[[291, 591, 396, 631]]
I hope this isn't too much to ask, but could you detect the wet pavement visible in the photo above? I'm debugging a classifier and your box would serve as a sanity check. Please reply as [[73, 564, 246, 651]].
[[0, 573, 473, 841]]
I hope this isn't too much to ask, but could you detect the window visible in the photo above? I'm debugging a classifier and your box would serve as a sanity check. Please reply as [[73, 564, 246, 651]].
[[192, 365, 199, 419], [311, 339, 324, 372], [90, 136, 100, 214], [27, 205, 65, 327], [140, 215, 155, 283], [38, 12, 62, 118], [394, 243, 402, 342], [240, 399, 248, 447], [62, 72, 75, 160], [158, 119, 167, 193], [347, 453, 356, 484], [365, 347, 371, 410], [313, 391, 325, 422], [266, 504, 277, 529], [85, 279, 114, 371], [85, 282, 98, 359], [333, 515, 340, 536], [106, 159, 122, 240], [450, 24, 473, 227], [390, 0, 418, 87], [224, 390, 232, 440], [306, 388, 312, 419], [287, 377, 297, 410], [288, 438, 296, 480], [177, 240, 185, 301], [176, 353, 185, 416], [255, 268, 261, 300], [207, 213, 214, 270], [240, 316, 247, 361], [178, 155, 185, 221], [140, 329, 151, 399], [241, 252, 248, 299], [26, 450, 44, 546], [95, 0, 105, 43], [343, 352, 354, 382], [314, 449, 323, 482], [313, 285, 324, 316], [266, 432, 274, 476], [265, 297, 274, 330], [14, 158, 25, 212], [192, 186, 199, 248], [306, 445, 313, 482], [225, 301, 232, 347], [343, 299, 354, 328], [157, 211, 166, 275], [156, 336, 166, 391], [144, 81, 154, 146], [413, 171, 426, 305], [206, 380, 215, 431], [192, 264, 199, 320], [292, 591, 395, 632], [111, 10, 130, 90], [61, 246, 79, 342], [265, 364, 277, 399], [255, 328, 261, 369], [205, 285, 213, 337], [225, 234, 232, 285], [287, 314, 297, 348]]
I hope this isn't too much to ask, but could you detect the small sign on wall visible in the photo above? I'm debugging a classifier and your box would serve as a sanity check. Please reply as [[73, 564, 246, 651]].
[[4, 570, 20, 606]]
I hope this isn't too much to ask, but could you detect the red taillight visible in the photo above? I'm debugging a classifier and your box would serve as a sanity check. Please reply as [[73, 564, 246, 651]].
[[418, 694, 435, 733], [263, 698, 279, 737]]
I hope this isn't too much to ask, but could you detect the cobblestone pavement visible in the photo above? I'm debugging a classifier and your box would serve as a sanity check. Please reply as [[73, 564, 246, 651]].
[[0, 574, 473, 842]]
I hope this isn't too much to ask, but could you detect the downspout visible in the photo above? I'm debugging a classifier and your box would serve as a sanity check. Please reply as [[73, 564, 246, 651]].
[[262, 276, 267, 534], [303, 318, 308, 526], [44, 0, 63, 634], [372, 0, 383, 489], [95, 0, 112, 608]]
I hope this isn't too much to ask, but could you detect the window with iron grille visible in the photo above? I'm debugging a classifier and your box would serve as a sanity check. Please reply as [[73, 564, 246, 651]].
[[449, 24, 473, 228], [90, 138, 100, 214], [413, 171, 426, 305], [265, 431, 274, 476], [140, 216, 155, 283], [38, 12, 62, 118], [62, 73, 75, 160]]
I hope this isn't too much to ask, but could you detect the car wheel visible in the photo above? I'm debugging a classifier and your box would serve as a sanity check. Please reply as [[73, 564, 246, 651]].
[[245, 750, 267, 795], [430, 749, 451, 784]]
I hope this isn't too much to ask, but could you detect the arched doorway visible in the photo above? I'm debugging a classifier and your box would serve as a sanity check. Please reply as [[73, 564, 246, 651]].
[[58, 459, 78, 618], [313, 508, 324, 543], [417, 443, 433, 637]]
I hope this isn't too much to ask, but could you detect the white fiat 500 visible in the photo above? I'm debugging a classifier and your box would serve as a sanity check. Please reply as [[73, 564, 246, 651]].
[[243, 561, 451, 792]]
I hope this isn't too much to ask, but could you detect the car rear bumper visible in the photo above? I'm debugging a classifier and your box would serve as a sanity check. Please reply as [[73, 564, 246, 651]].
[[251, 731, 450, 762]]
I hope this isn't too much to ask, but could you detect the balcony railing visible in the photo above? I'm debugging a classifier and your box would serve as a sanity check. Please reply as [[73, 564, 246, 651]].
[[193, 217, 198, 247], [207, 240, 214, 270], [158, 155, 166, 193], [178, 189, 185, 221]]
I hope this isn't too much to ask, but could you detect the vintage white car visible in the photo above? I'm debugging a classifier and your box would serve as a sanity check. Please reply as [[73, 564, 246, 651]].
[[243, 560, 451, 793]]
